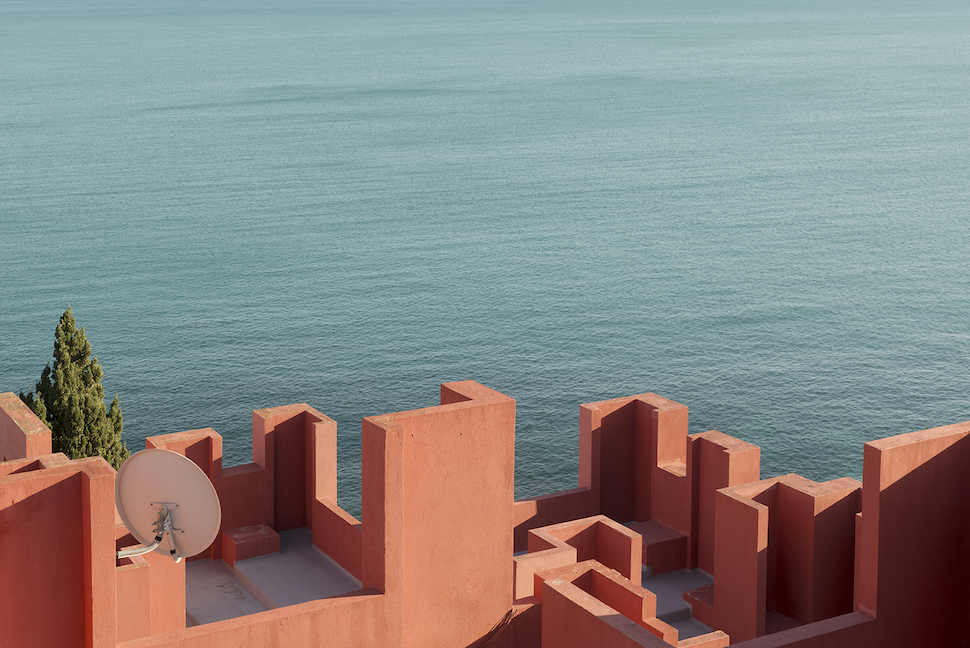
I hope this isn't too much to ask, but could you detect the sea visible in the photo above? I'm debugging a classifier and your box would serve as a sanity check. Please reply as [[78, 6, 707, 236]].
[[1, 0, 968, 517]]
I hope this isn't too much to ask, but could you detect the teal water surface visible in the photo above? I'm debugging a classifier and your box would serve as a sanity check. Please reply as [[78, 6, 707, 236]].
[[2, 0, 969, 515]]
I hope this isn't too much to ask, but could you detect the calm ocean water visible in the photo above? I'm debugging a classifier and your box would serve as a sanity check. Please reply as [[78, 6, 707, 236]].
[[2, 0, 968, 516]]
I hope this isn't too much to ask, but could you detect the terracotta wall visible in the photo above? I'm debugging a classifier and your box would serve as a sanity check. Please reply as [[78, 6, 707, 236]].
[[0, 391, 52, 461], [119, 592, 390, 648], [11, 383, 970, 648], [527, 516, 642, 586], [592, 398, 639, 523], [114, 524, 185, 641], [514, 393, 696, 557], [0, 457, 117, 648], [540, 575, 665, 648], [711, 475, 861, 643], [688, 431, 760, 573], [714, 485, 768, 642], [363, 380, 516, 648], [514, 488, 597, 553], [114, 542, 185, 642], [112, 380, 518, 648], [145, 404, 335, 562], [854, 422, 970, 647], [116, 555, 152, 642], [533, 560, 734, 648], [637, 397, 690, 533]]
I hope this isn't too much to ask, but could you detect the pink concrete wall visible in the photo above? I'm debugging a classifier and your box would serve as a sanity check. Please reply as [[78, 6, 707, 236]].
[[714, 486, 768, 642], [119, 592, 389, 648], [251, 404, 335, 533], [267, 412, 306, 530], [147, 404, 334, 563], [712, 474, 861, 642], [307, 418, 337, 518], [311, 498, 363, 580], [305, 413, 363, 578], [855, 422, 970, 647], [0, 455, 42, 477], [586, 569, 662, 637], [219, 464, 273, 534], [589, 398, 638, 523], [514, 543, 576, 600], [529, 516, 642, 586], [362, 381, 516, 648], [115, 521, 186, 642], [809, 485, 859, 622], [578, 395, 692, 537], [1, 468, 88, 647], [679, 633, 731, 648], [0, 391, 52, 461], [513, 393, 694, 556], [120, 381, 518, 648], [596, 519, 643, 586], [12, 382, 970, 648], [726, 611, 874, 647], [749, 483, 779, 617], [697, 423, 970, 648], [514, 488, 597, 552], [538, 561, 669, 648], [688, 431, 760, 573], [79, 456, 120, 648], [773, 482, 813, 621], [116, 556, 152, 642], [0, 458, 117, 648], [636, 396, 690, 532], [773, 477, 860, 624]]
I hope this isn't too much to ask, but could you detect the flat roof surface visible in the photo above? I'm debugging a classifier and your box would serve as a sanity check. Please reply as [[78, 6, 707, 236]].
[[185, 527, 361, 625], [642, 566, 715, 640], [186, 560, 267, 625]]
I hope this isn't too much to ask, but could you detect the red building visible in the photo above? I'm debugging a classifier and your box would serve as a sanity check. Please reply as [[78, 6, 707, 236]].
[[1, 383, 967, 647]]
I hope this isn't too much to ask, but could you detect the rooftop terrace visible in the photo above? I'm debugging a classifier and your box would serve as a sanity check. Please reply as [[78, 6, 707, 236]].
[[186, 528, 360, 626]]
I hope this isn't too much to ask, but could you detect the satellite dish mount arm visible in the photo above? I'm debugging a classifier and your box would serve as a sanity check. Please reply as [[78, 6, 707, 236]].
[[116, 503, 183, 562]]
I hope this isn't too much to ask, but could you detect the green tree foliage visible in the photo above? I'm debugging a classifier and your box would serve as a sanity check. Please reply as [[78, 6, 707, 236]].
[[20, 307, 129, 469]]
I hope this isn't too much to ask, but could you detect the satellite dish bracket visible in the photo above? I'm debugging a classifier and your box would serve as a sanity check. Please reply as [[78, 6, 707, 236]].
[[117, 502, 184, 563]]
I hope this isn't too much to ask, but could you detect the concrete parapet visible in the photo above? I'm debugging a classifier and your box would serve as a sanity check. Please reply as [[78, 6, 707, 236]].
[[514, 488, 597, 552], [0, 391, 52, 461], [362, 380, 516, 648], [114, 521, 185, 641], [514, 537, 577, 601], [529, 515, 643, 586], [676, 630, 729, 648], [687, 430, 761, 573], [712, 473, 861, 642], [311, 498, 363, 581], [9, 380, 970, 648], [0, 456, 118, 648], [537, 560, 674, 647], [515, 514, 642, 600]]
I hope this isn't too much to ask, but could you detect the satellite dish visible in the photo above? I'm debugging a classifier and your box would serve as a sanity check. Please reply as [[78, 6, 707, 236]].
[[115, 449, 222, 563]]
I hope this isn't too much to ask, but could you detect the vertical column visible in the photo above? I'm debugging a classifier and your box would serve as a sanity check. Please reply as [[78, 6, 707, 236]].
[[713, 488, 768, 642], [578, 404, 602, 510], [79, 458, 118, 648], [306, 417, 337, 523], [690, 431, 761, 574]]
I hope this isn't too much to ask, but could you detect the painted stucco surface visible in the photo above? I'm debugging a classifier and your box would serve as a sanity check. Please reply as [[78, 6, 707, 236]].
[[1, 385, 969, 647]]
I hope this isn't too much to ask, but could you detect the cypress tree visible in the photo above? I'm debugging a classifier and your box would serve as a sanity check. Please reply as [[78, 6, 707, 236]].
[[20, 307, 129, 469]]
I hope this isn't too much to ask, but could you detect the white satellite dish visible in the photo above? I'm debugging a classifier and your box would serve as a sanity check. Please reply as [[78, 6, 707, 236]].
[[115, 449, 222, 563]]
